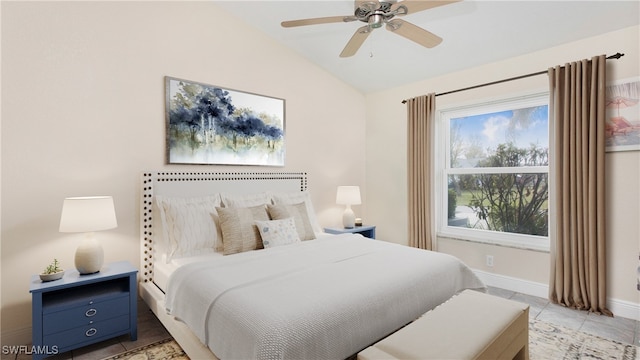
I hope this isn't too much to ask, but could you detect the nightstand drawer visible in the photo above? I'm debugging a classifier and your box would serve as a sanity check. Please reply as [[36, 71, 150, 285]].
[[43, 295, 129, 335], [43, 314, 129, 350]]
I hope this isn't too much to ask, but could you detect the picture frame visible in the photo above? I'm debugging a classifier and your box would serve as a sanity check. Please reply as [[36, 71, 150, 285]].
[[165, 76, 285, 166], [605, 77, 640, 152]]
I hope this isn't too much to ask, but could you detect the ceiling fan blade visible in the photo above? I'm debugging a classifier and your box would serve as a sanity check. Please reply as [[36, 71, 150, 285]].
[[386, 19, 442, 48], [391, 0, 461, 15], [340, 26, 372, 57], [281, 16, 356, 28]]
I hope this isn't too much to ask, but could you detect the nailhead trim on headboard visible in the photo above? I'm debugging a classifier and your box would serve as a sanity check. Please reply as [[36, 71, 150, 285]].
[[139, 171, 308, 283]]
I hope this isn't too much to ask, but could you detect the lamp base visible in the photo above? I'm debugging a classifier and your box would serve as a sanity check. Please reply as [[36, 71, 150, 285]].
[[343, 206, 356, 229], [75, 234, 103, 275]]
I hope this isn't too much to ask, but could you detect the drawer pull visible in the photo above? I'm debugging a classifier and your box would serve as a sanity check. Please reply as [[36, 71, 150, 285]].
[[85, 308, 97, 317], [85, 328, 97, 337]]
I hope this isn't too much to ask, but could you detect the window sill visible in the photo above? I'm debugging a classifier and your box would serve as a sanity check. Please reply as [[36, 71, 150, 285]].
[[437, 230, 550, 253]]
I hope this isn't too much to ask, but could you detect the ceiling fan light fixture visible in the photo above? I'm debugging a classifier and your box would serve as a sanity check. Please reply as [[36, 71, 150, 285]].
[[369, 13, 384, 28]]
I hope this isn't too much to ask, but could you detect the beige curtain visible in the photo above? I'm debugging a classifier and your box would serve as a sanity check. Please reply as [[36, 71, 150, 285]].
[[548, 55, 611, 315], [407, 94, 436, 250]]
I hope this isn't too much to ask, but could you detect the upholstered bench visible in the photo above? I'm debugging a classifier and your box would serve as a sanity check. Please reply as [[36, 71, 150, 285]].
[[358, 289, 529, 360]]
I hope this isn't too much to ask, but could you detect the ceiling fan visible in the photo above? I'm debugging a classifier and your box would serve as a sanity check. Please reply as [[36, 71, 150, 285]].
[[281, 0, 461, 58]]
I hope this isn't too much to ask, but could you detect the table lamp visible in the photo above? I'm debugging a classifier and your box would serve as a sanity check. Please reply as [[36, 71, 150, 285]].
[[336, 186, 361, 229], [59, 196, 117, 274]]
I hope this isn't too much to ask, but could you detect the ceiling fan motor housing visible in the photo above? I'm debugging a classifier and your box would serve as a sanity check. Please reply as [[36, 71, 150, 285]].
[[356, 1, 399, 28]]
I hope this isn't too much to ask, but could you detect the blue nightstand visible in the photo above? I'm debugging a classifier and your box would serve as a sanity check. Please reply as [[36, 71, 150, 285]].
[[324, 225, 376, 239], [29, 261, 137, 359]]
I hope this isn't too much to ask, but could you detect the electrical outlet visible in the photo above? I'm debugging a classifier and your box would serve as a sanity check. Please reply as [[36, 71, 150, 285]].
[[486, 255, 494, 267]]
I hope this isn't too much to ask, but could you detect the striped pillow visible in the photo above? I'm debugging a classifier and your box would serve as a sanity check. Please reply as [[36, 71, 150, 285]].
[[217, 205, 269, 255], [267, 203, 316, 241]]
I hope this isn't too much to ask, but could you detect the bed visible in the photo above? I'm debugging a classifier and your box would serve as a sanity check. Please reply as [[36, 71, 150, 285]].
[[138, 171, 485, 360]]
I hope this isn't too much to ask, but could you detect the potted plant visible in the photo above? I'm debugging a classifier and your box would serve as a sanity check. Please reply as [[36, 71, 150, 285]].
[[40, 259, 64, 282]]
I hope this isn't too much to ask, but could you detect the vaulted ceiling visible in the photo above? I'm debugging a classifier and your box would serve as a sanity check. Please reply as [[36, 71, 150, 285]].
[[215, 1, 640, 93]]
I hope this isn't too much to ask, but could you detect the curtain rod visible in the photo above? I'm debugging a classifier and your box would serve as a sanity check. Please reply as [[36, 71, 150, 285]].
[[401, 52, 624, 104]]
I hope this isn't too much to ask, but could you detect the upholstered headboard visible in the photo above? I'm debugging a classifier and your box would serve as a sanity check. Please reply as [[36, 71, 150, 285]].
[[139, 171, 308, 283]]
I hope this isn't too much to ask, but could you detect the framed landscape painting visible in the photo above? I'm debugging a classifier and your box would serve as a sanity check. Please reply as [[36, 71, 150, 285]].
[[605, 77, 640, 152], [165, 77, 285, 165]]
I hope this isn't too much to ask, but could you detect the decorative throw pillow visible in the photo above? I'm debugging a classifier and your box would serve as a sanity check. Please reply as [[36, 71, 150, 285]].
[[267, 203, 316, 241], [156, 195, 221, 262], [220, 192, 272, 208], [255, 218, 300, 248], [217, 205, 270, 255], [271, 191, 322, 234]]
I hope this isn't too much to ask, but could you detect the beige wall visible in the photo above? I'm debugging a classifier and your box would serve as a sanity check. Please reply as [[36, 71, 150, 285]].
[[0, 2, 366, 343], [366, 26, 640, 311]]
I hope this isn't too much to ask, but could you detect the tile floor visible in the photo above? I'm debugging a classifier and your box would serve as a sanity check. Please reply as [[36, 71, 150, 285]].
[[6, 288, 639, 360], [487, 286, 640, 347]]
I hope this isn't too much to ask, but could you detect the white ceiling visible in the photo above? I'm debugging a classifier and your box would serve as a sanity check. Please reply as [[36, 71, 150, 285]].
[[214, 1, 640, 94]]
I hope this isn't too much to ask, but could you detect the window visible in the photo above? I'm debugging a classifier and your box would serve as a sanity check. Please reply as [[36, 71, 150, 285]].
[[438, 93, 550, 251]]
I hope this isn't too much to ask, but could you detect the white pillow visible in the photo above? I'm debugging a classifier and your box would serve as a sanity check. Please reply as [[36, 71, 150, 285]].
[[220, 192, 271, 207], [156, 195, 221, 262], [255, 218, 300, 248], [271, 191, 322, 233]]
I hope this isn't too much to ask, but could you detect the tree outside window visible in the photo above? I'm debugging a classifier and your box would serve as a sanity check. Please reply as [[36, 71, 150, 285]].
[[440, 94, 549, 250]]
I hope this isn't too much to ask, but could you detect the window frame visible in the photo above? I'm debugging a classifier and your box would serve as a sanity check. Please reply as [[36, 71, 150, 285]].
[[436, 92, 551, 252]]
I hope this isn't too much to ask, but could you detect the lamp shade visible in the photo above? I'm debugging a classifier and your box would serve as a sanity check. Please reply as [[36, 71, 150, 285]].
[[59, 196, 118, 233], [336, 186, 361, 205]]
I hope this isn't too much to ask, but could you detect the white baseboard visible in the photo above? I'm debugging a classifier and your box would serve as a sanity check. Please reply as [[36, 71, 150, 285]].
[[474, 269, 640, 321], [474, 269, 549, 298], [608, 298, 640, 322]]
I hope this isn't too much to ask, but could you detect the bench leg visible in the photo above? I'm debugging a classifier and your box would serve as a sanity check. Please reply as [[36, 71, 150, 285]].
[[513, 344, 529, 360]]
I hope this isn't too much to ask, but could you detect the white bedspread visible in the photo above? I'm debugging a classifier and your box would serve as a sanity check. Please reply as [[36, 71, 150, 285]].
[[165, 234, 485, 360]]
